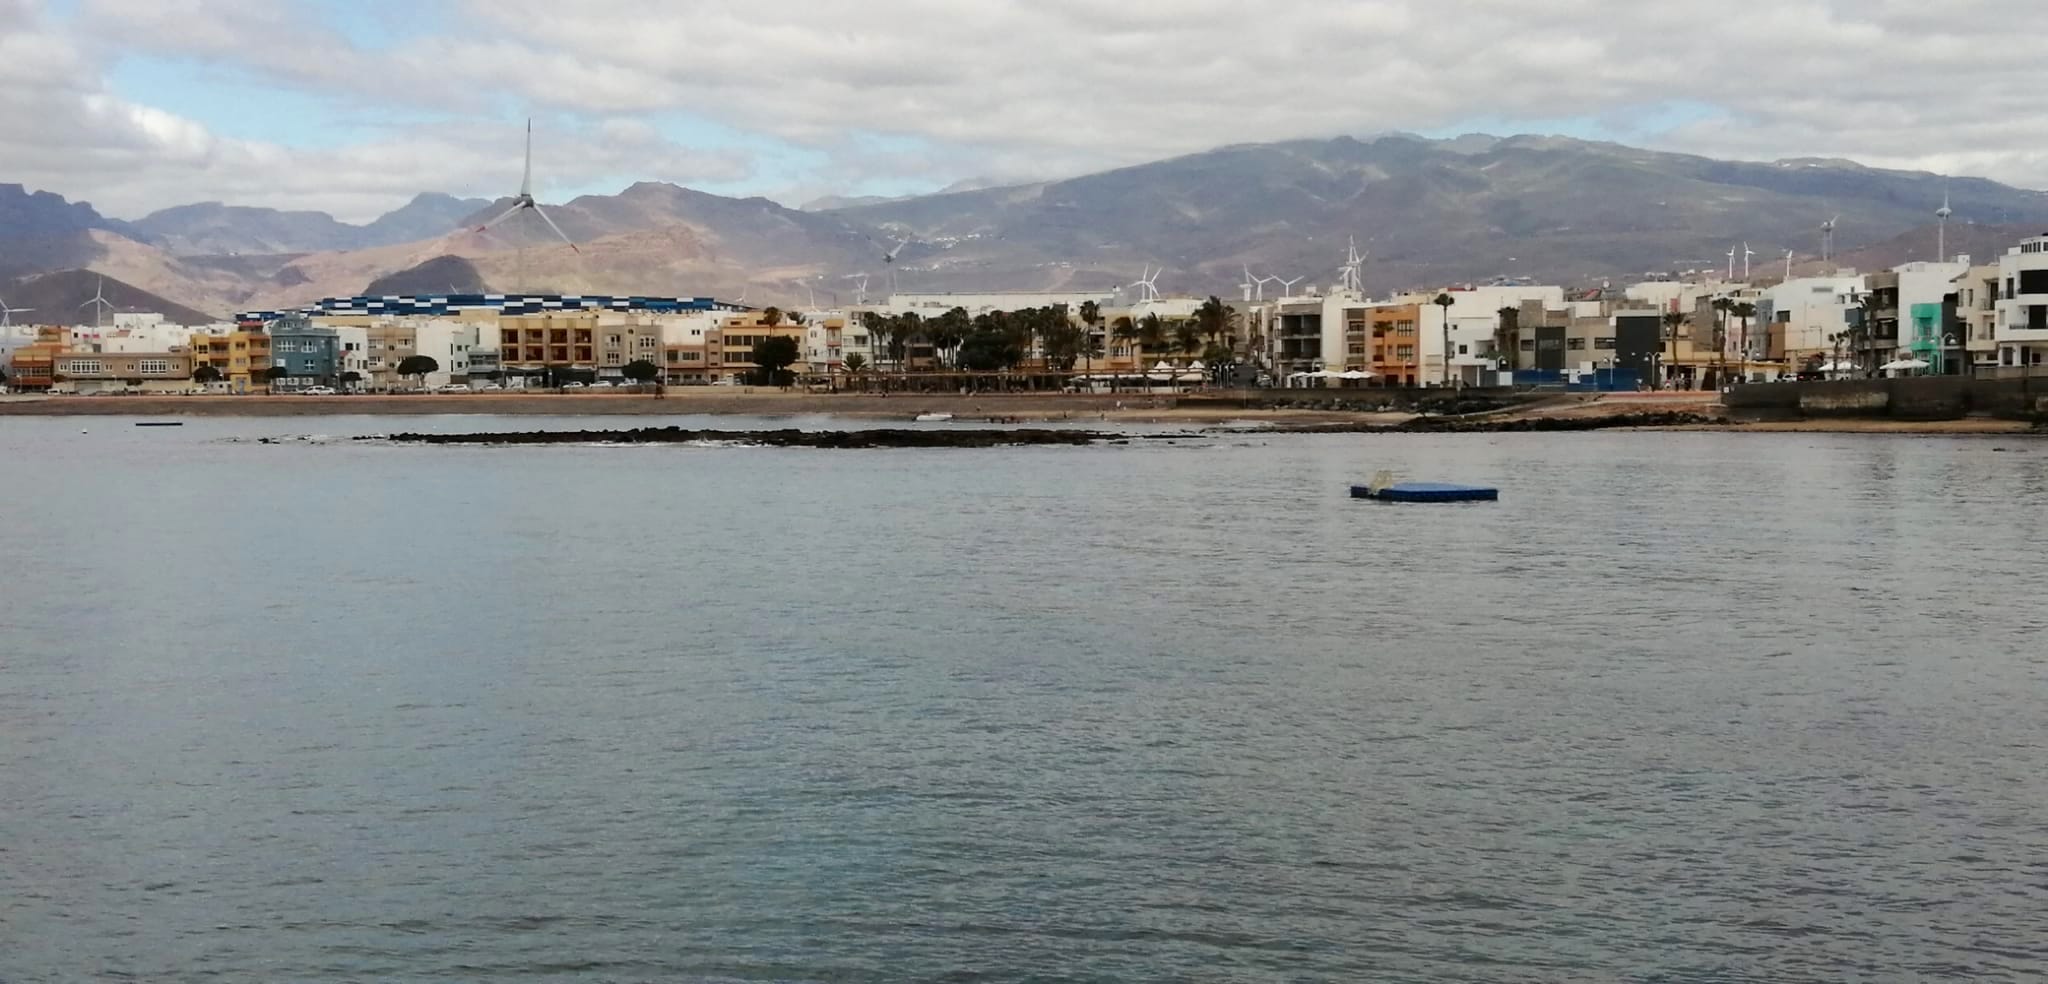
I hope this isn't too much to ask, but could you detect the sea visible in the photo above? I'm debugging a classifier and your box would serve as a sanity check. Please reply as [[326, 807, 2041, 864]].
[[3, 414, 2046, 982]]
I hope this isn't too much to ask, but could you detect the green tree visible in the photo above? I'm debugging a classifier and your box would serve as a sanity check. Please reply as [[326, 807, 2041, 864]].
[[1172, 318, 1202, 359], [1711, 297, 1735, 385], [1730, 301, 1758, 379], [1077, 300, 1102, 377], [751, 335, 800, 386], [622, 359, 661, 384], [1194, 296, 1234, 352], [956, 327, 1022, 372], [843, 352, 867, 373], [761, 306, 784, 328], [261, 364, 291, 394], [786, 309, 806, 326], [396, 354, 440, 389], [1137, 313, 1166, 357], [192, 365, 223, 385], [1432, 292, 1456, 387]]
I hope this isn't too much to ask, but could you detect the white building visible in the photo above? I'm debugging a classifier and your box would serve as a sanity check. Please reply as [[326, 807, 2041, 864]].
[[1392, 285, 1566, 385], [1758, 275, 1862, 362], [332, 325, 370, 387], [1995, 235, 2048, 370], [1894, 258, 1971, 364]]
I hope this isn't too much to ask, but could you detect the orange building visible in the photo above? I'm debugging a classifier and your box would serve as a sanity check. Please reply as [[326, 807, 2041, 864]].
[[1368, 304, 1422, 386]]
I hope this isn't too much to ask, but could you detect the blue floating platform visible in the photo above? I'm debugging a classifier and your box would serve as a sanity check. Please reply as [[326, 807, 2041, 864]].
[[1351, 482, 1499, 503]]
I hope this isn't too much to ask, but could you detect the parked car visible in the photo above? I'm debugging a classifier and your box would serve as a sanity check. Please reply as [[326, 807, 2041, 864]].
[[476, 382, 503, 391], [301, 386, 337, 396], [588, 380, 614, 389], [561, 381, 587, 390]]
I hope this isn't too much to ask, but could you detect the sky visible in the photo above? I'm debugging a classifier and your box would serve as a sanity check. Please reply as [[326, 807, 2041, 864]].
[[5, 0, 2044, 223]]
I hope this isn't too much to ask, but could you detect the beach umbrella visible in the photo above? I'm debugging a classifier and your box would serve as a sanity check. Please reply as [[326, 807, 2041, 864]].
[[1879, 358, 1930, 372], [1339, 369, 1374, 380]]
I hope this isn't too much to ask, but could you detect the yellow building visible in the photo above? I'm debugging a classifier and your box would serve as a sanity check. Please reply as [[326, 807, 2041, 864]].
[[6, 328, 65, 391], [188, 330, 272, 391]]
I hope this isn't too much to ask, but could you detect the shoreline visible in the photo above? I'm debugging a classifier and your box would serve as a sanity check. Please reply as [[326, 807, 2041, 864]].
[[2, 391, 2040, 435]]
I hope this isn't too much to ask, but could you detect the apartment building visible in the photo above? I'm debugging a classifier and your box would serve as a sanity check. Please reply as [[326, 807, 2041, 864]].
[[1995, 234, 2048, 370], [188, 329, 272, 391]]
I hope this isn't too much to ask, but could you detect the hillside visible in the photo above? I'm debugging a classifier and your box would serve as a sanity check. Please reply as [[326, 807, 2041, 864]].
[[829, 134, 2048, 295], [3, 269, 219, 326], [9, 133, 2048, 314]]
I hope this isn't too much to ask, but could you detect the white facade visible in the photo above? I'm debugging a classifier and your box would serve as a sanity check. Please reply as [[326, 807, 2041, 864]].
[[410, 318, 477, 386], [1394, 285, 1565, 385], [1995, 236, 2048, 368], [1760, 276, 1862, 360], [331, 325, 370, 385]]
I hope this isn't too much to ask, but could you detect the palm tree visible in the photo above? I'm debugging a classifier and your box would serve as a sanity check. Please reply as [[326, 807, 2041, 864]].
[[1077, 300, 1102, 378], [1661, 310, 1686, 390], [1710, 297, 1735, 386], [1194, 296, 1234, 352], [1432, 293, 1455, 387], [1730, 301, 1758, 381], [762, 306, 784, 329], [1137, 313, 1166, 359], [1110, 316, 1137, 391], [1171, 319, 1202, 361]]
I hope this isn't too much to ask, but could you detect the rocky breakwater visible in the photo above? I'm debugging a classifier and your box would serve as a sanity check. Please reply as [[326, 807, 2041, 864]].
[[373, 426, 1126, 448]]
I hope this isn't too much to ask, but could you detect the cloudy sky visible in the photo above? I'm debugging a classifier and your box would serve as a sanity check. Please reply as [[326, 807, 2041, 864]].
[[5, 0, 2040, 222]]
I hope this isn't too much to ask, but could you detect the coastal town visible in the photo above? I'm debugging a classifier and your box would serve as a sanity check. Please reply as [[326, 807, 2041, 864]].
[[5, 230, 2048, 398]]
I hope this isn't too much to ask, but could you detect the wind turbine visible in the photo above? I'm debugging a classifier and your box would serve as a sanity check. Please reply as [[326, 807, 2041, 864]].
[[1274, 275, 1304, 297], [883, 238, 909, 295], [473, 119, 579, 292], [842, 273, 870, 307], [1783, 248, 1795, 281], [1742, 242, 1754, 281], [1936, 187, 1953, 262], [1725, 246, 1737, 283], [79, 276, 114, 330], [1239, 264, 1256, 303], [1337, 236, 1368, 294], [1128, 266, 1162, 304], [1821, 215, 1839, 264], [0, 296, 32, 327]]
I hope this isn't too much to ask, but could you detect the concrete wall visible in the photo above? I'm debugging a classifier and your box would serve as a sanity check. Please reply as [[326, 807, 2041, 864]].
[[1724, 375, 2048, 420]]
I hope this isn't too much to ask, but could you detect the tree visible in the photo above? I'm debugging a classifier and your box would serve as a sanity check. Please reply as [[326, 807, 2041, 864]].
[[1194, 296, 1234, 352], [1710, 297, 1734, 385], [339, 370, 363, 391], [843, 352, 867, 373], [956, 327, 1022, 372], [1432, 292, 1456, 387], [622, 359, 661, 384], [1172, 319, 1202, 359], [261, 365, 291, 394], [1730, 302, 1758, 380], [786, 309, 806, 326], [192, 365, 223, 385], [1137, 313, 1166, 357], [751, 335, 800, 386], [761, 306, 784, 329], [1661, 310, 1687, 389], [396, 354, 440, 389]]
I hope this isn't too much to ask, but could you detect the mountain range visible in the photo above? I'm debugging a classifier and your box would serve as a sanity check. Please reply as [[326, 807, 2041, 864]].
[[6, 133, 2047, 321]]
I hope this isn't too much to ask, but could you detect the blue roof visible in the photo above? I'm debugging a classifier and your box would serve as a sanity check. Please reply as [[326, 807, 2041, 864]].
[[234, 293, 744, 322]]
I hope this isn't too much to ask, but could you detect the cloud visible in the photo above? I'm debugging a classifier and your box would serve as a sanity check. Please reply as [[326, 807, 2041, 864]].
[[14, 0, 2048, 220]]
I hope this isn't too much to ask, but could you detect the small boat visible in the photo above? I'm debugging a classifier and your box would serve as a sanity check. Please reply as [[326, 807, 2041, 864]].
[[914, 412, 955, 422], [134, 421, 185, 427], [1352, 470, 1497, 503]]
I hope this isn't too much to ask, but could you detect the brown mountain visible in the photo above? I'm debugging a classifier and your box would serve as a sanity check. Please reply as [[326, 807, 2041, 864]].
[[3, 268, 218, 326]]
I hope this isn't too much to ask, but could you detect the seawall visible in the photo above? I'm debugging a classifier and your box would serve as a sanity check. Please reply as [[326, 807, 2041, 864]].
[[1723, 377, 2048, 422]]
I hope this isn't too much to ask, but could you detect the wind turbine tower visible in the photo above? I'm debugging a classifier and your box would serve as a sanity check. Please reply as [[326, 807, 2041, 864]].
[[1726, 246, 1737, 283], [0, 297, 32, 327], [1937, 188, 1954, 262], [883, 239, 909, 296], [79, 276, 114, 330], [1783, 249, 1795, 281], [1821, 215, 1839, 265], [474, 119, 580, 293], [1742, 243, 1755, 281], [1274, 275, 1304, 298]]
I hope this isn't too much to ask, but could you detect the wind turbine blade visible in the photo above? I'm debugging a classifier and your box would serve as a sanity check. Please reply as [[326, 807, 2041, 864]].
[[520, 119, 534, 198], [533, 204, 579, 252], [476, 202, 527, 232]]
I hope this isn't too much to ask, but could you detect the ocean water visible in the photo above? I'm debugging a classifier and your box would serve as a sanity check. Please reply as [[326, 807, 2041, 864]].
[[4, 415, 2047, 982]]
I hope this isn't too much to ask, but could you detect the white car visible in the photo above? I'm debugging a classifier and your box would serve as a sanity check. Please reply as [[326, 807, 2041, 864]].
[[588, 380, 614, 389], [561, 381, 587, 390], [300, 386, 337, 396]]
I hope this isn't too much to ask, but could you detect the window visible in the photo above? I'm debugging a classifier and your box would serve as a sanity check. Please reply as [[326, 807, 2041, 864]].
[[1457, 344, 1468, 355], [64, 360, 104, 375], [1520, 339, 1535, 351], [1395, 345, 1415, 359], [1594, 338, 1616, 350], [136, 359, 169, 374], [637, 336, 656, 351], [604, 352, 622, 366], [1568, 338, 1587, 350], [302, 359, 318, 372]]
